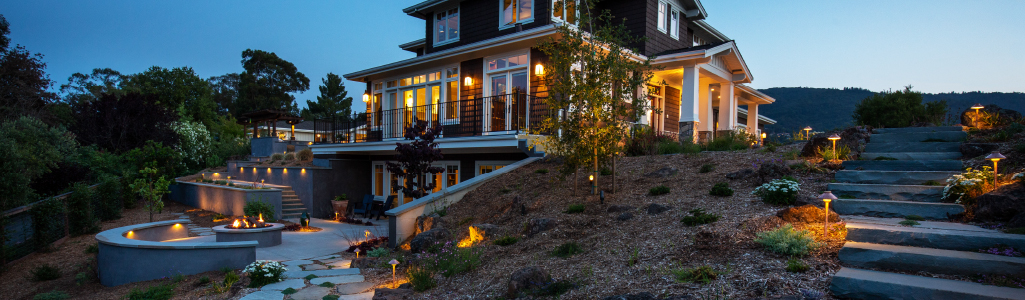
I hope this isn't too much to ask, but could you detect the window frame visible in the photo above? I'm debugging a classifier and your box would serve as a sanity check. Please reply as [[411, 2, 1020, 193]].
[[475, 160, 516, 175], [669, 8, 680, 39], [499, 0, 535, 30], [433, 6, 460, 46], [657, 2, 667, 33], [551, 0, 578, 24]]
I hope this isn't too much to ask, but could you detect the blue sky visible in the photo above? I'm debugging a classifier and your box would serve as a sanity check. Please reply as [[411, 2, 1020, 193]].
[[2, 0, 1023, 111]]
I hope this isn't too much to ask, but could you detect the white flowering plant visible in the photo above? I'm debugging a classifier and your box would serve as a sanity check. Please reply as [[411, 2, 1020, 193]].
[[171, 120, 213, 172], [752, 178, 801, 205], [243, 260, 286, 287], [1013, 172, 1025, 184], [943, 167, 992, 205]]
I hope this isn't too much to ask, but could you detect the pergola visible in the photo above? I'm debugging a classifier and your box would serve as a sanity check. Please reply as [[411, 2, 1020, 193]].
[[238, 109, 304, 140]]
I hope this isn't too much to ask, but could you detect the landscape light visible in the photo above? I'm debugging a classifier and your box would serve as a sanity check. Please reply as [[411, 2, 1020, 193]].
[[389, 259, 399, 279], [972, 103, 984, 112], [828, 134, 841, 161], [355, 248, 360, 259], [819, 191, 837, 237], [987, 151, 1005, 189], [803, 126, 812, 140]]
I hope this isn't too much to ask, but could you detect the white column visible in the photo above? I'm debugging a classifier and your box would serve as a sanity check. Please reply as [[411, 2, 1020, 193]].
[[703, 84, 716, 132], [733, 95, 740, 129], [717, 81, 735, 131], [747, 104, 759, 135], [679, 66, 700, 123]]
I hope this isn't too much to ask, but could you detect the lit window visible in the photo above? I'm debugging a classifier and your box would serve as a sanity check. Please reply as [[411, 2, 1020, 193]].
[[374, 83, 382, 91], [446, 165, 459, 187], [657, 2, 667, 32], [387, 80, 397, 88], [446, 81, 459, 119], [488, 53, 528, 71], [446, 67, 459, 78], [670, 10, 679, 39], [374, 165, 384, 196], [501, 0, 533, 27], [434, 7, 459, 44], [552, 0, 576, 24]]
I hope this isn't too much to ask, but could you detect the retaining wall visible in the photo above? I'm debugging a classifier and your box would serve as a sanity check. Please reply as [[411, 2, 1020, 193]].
[[169, 182, 282, 220], [228, 159, 371, 219]]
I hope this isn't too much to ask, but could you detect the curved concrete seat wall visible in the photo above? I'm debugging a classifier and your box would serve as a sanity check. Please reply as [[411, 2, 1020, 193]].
[[95, 220, 257, 286]]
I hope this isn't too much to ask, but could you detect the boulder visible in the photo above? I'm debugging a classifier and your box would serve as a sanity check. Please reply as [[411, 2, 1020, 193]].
[[372, 286, 414, 300], [646, 203, 671, 215], [523, 218, 558, 237], [607, 205, 635, 213], [800, 126, 870, 158], [409, 227, 450, 253], [960, 104, 1022, 128], [726, 169, 754, 180], [415, 213, 445, 236], [776, 204, 841, 223], [506, 266, 551, 298], [470, 224, 502, 239], [645, 167, 679, 178], [617, 212, 633, 221], [350, 257, 378, 269], [1009, 212, 1025, 229], [974, 183, 1025, 222], [757, 162, 793, 184], [960, 143, 1001, 159]]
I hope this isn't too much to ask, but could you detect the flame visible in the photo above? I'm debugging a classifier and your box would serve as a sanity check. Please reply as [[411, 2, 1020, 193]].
[[259, 213, 264, 223], [364, 230, 371, 238], [232, 220, 240, 228], [457, 226, 483, 248]]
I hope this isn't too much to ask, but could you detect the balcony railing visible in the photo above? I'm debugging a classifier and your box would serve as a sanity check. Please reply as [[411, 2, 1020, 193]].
[[312, 93, 555, 144]]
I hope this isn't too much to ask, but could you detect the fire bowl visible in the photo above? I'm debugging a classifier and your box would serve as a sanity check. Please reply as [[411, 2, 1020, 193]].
[[212, 223, 284, 248]]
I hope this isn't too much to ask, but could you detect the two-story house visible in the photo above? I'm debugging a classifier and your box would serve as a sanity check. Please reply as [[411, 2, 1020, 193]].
[[308, 0, 776, 208]]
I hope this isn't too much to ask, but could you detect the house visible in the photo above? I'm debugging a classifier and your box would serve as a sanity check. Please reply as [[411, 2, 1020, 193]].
[[306, 0, 775, 207]]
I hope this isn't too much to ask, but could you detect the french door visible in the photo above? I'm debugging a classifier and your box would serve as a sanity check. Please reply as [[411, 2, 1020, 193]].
[[486, 71, 528, 132]]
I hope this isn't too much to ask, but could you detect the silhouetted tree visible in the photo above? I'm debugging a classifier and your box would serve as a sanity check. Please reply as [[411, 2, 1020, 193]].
[[72, 92, 179, 153], [301, 73, 353, 121], [122, 66, 218, 126], [0, 15, 59, 123], [236, 49, 309, 117], [387, 119, 444, 199], [208, 73, 240, 115], [59, 68, 124, 105]]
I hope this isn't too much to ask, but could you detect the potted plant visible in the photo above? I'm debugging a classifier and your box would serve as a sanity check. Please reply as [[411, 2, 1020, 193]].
[[332, 194, 349, 219]]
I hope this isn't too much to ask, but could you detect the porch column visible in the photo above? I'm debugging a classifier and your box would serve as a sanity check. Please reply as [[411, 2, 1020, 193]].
[[717, 81, 736, 134], [747, 103, 759, 141], [699, 84, 716, 142], [678, 66, 700, 141]]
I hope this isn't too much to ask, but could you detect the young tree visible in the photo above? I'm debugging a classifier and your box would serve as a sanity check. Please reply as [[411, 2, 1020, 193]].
[[534, 2, 656, 193], [236, 49, 310, 117], [386, 119, 445, 199], [300, 73, 353, 121], [130, 165, 171, 222]]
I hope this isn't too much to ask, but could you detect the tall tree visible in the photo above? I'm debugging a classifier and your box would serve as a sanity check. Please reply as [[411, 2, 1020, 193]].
[[0, 116, 78, 211], [72, 92, 179, 153], [59, 68, 124, 105], [301, 73, 353, 121], [0, 14, 59, 123], [209, 73, 240, 115], [122, 66, 218, 126], [236, 49, 309, 117]]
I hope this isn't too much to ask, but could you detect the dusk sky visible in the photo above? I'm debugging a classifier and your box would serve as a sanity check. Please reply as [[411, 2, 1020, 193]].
[[2, 0, 1022, 111]]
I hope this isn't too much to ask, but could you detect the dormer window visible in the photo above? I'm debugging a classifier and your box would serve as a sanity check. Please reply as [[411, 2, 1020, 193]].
[[657, 1, 679, 39], [435, 7, 459, 45], [657, 2, 667, 32], [670, 10, 679, 39], [501, 0, 533, 28], [552, 0, 576, 24]]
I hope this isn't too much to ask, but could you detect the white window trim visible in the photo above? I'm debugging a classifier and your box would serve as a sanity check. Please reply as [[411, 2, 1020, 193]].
[[657, 1, 667, 33], [441, 64, 461, 125], [475, 160, 516, 175], [372, 161, 461, 198], [550, 0, 578, 24], [433, 6, 460, 47], [669, 9, 680, 39], [498, 0, 535, 30]]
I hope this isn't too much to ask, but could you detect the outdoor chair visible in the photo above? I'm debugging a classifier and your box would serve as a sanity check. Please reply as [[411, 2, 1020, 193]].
[[351, 194, 374, 218], [370, 195, 396, 220]]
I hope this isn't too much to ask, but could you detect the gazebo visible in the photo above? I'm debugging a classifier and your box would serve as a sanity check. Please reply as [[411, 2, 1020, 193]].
[[239, 109, 304, 140]]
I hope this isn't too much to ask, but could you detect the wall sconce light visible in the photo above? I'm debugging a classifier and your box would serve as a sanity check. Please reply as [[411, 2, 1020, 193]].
[[987, 151, 1005, 189], [464, 76, 472, 86], [819, 191, 837, 237], [827, 134, 841, 161], [760, 132, 766, 139], [534, 64, 544, 76], [362, 92, 370, 103]]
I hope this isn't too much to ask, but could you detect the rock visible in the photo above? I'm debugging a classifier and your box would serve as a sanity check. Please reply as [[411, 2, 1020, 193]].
[[757, 162, 793, 184], [617, 212, 633, 221], [239, 290, 284, 300], [522, 218, 558, 237], [800, 126, 870, 158], [409, 228, 450, 253], [646, 203, 671, 215], [726, 169, 754, 180], [414, 213, 445, 236], [645, 167, 679, 178], [974, 183, 1025, 222], [960, 143, 1000, 159], [288, 286, 331, 300], [470, 224, 501, 239], [960, 104, 1022, 128], [1009, 212, 1025, 229], [397, 283, 412, 289], [372, 286, 414, 300], [506, 266, 551, 298], [776, 204, 841, 223], [350, 257, 377, 269], [336, 282, 376, 295], [606, 205, 635, 213]]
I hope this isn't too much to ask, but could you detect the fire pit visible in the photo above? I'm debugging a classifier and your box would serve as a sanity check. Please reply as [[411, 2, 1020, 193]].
[[212, 215, 284, 248]]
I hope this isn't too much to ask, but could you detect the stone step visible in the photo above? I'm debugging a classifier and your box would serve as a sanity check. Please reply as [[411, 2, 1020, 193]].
[[846, 219, 1025, 251], [860, 152, 962, 160], [283, 268, 361, 279], [843, 160, 963, 171], [309, 275, 364, 286], [835, 170, 957, 185], [871, 131, 967, 143], [865, 142, 962, 153], [282, 213, 302, 219], [831, 199, 963, 220], [838, 242, 1025, 276], [830, 267, 1025, 300], [827, 183, 944, 202], [283, 208, 307, 213], [283, 203, 305, 208], [872, 126, 965, 134]]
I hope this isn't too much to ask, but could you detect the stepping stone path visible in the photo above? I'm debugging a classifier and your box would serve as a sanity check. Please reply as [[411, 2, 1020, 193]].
[[240, 254, 373, 300], [170, 213, 220, 236], [828, 126, 1025, 299]]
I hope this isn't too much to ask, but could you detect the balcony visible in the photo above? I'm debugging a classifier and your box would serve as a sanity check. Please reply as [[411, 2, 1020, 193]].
[[312, 93, 554, 144]]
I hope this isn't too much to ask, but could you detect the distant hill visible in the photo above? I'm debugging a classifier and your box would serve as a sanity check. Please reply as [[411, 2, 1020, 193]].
[[756, 87, 1025, 133]]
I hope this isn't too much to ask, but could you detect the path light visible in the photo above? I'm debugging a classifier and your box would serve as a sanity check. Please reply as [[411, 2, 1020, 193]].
[[972, 103, 985, 114], [227, 176, 231, 184], [364, 230, 371, 238], [803, 126, 812, 140], [355, 248, 360, 259], [987, 151, 1006, 189], [589, 174, 596, 195], [389, 259, 399, 279], [828, 134, 841, 161], [819, 191, 837, 237]]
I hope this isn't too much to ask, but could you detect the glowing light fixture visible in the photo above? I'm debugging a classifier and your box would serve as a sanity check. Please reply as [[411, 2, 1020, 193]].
[[819, 191, 837, 237], [267, 168, 271, 173], [972, 103, 985, 112], [389, 259, 399, 279], [803, 126, 812, 140], [464, 76, 472, 86], [760, 132, 766, 139], [987, 151, 1005, 189], [362, 92, 370, 103], [534, 64, 544, 76], [828, 134, 841, 161], [355, 248, 360, 259]]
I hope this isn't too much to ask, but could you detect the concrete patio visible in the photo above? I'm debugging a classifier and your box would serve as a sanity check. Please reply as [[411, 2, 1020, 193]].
[[179, 217, 389, 261]]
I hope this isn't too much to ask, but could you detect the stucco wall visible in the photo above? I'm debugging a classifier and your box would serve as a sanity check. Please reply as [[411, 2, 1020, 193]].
[[169, 182, 283, 220], [227, 159, 371, 219], [251, 138, 309, 158]]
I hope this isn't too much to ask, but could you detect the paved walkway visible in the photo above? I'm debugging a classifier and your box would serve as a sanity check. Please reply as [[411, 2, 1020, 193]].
[[177, 218, 390, 261]]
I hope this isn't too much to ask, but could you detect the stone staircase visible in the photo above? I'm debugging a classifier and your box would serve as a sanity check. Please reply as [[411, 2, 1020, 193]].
[[241, 255, 374, 300], [280, 187, 308, 221], [828, 126, 1025, 299]]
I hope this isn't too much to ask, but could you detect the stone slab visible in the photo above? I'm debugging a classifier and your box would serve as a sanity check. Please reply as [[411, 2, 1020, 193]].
[[197, 232, 215, 236], [838, 242, 1025, 276], [259, 278, 306, 291], [309, 275, 364, 285], [843, 216, 997, 232], [302, 264, 327, 270], [320, 258, 349, 264], [337, 291, 376, 300], [865, 142, 962, 153], [835, 171, 957, 185], [846, 221, 1025, 251], [282, 259, 314, 266], [326, 260, 352, 269], [827, 183, 944, 202], [830, 267, 1025, 300], [843, 160, 963, 171], [336, 282, 377, 295], [873, 126, 964, 134], [831, 199, 964, 220], [284, 268, 360, 278], [871, 131, 967, 143], [240, 290, 285, 300], [861, 152, 962, 160], [290, 286, 332, 300]]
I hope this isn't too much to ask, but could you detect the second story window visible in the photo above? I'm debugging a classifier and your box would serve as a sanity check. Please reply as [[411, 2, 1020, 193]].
[[657, 2, 667, 32], [670, 9, 679, 39], [501, 0, 533, 28], [435, 7, 459, 45], [552, 0, 576, 24]]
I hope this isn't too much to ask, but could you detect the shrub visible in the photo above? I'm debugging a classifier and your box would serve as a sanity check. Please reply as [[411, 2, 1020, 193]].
[[244, 260, 286, 287], [752, 179, 801, 205], [494, 236, 520, 246], [817, 145, 851, 161], [270, 153, 284, 161], [709, 182, 734, 196], [699, 164, 714, 173], [649, 185, 670, 196], [552, 242, 583, 258], [93, 175, 123, 221], [681, 208, 720, 226], [67, 183, 100, 236], [283, 153, 296, 161], [31, 197, 67, 250], [535, 169, 549, 174], [296, 148, 313, 161], [407, 266, 436, 292], [563, 204, 585, 214], [624, 127, 677, 156], [899, 220, 920, 226], [212, 271, 240, 294], [31, 264, 61, 281], [281, 287, 297, 295], [672, 265, 718, 284], [656, 141, 684, 155], [754, 224, 821, 256], [852, 86, 947, 128], [32, 291, 70, 300], [416, 242, 482, 277], [944, 167, 992, 205], [786, 258, 809, 273], [243, 198, 276, 221], [127, 283, 174, 300], [703, 130, 754, 151], [367, 247, 390, 257], [600, 168, 613, 176], [198, 276, 211, 285]]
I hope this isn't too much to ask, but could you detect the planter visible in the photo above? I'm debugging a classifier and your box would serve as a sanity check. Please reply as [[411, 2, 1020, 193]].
[[332, 201, 349, 217], [212, 223, 284, 248]]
